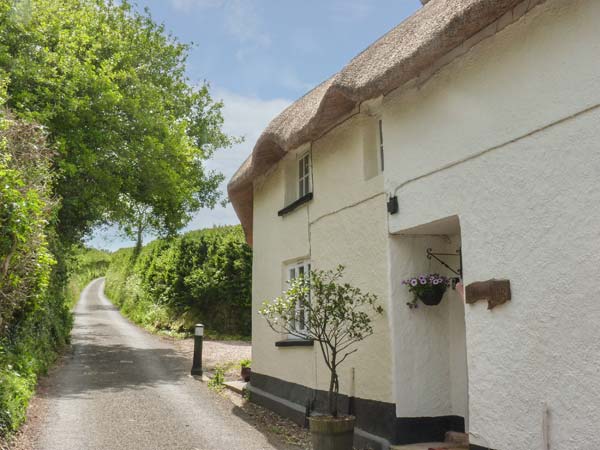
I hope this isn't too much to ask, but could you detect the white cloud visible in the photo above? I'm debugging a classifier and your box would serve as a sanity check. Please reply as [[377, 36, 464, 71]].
[[225, 0, 270, 48], [169, 0, 270, 49]]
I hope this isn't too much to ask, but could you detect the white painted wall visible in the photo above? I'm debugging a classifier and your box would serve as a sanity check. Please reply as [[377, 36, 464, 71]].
[[382, 0, 600, 448], [388, 233, 468, 423], [252, 114, 393, 404]]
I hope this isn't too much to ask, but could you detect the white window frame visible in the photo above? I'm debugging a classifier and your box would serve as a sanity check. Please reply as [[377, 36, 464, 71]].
[[286, 260, 310, 339], [298, 152, 311, 199], [378, 119, 384, 172]]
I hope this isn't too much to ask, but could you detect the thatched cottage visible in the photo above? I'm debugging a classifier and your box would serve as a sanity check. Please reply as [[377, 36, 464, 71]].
[[228, 0, 600, 449]]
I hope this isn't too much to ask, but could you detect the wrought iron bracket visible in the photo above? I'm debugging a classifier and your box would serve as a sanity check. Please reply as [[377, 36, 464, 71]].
[[426, 247, 463, 287]]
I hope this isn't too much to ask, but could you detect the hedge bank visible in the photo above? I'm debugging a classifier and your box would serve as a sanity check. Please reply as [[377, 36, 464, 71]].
[[105, 226, 252, 338]]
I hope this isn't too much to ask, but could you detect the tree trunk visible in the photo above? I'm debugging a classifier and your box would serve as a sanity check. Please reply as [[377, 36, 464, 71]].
[[328, 352, 339, 417], [134, 225, 144, 256]]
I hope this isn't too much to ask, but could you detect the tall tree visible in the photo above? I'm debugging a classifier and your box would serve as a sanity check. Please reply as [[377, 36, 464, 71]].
[[0, 0, 234, 245]]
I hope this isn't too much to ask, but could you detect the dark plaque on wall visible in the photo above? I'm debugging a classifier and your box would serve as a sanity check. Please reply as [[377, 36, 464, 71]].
[[465, 279, 511, 310]]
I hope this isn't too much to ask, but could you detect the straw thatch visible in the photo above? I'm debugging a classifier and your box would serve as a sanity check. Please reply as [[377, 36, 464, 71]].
[[228, 0, 527, 244]]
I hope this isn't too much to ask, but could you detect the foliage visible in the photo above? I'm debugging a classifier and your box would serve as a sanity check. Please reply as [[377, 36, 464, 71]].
[[208, 366, 226, 391], [402, 273, 449, 309], [0, 108, 72, 437], [0, 0, 235, 246], [105, 225, 252, 337], [0, 113, 55, 335], [0, 0, 233, 439], [239, 359, 251, 369], [65, 248, 112, 309], [260, 266, 383, 417]]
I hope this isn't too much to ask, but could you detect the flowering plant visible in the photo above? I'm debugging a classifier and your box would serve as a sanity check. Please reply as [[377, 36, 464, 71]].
[[402, 273, 450, 309]]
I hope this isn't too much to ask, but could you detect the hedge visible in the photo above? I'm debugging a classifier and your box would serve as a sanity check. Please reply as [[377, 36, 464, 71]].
[[0, 112, 72, 437], [105, 226, 252, 338]]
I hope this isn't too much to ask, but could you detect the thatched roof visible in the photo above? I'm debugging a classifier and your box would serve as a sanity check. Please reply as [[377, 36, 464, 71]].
[[228, 0, 529, 244]]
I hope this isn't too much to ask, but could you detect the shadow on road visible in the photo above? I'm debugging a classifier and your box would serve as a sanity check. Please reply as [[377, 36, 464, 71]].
[[39, 341, 192, 400]]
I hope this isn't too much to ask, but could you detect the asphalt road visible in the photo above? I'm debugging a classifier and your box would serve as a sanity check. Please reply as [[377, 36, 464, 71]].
[[35, 278, 284, 450]]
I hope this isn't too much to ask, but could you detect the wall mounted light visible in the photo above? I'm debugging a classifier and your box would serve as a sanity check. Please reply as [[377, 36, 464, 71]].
[[387, 195, 398, 214]]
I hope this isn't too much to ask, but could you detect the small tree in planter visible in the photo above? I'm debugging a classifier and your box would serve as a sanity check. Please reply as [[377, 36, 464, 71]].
[[260, 265, 383, 450]]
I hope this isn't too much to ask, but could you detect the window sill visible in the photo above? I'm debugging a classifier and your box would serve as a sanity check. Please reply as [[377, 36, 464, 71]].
[[278, 192, 313, 217], [275, 339, 314, 348]]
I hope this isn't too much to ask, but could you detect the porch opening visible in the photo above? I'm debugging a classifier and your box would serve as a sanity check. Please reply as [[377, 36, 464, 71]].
[[389, 215, 469, 444]]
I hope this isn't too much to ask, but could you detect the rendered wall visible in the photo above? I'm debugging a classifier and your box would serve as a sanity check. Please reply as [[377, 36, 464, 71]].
[[382, 0, 600, 448], [388, 233, 468, 424], [251, 114, 393, 405]]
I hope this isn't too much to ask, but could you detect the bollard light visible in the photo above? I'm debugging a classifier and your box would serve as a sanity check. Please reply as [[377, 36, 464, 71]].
[[191, 323, 204, 377]]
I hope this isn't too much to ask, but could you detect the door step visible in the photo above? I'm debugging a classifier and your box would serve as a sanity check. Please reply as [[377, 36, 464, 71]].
[[390, 432, 469, 450], [445, 431, 469, 446], [390, 444, 467, 450]]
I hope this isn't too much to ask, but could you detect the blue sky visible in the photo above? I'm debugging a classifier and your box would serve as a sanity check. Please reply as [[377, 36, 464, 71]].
[[89, 0, 421, 250]]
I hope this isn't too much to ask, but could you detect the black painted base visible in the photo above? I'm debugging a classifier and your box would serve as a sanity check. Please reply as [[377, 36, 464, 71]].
[[470, 445, 497, 450], [250, 372, 465, 449]]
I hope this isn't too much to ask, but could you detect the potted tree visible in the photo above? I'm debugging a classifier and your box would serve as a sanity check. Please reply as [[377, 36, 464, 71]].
[[403, 273, 450, 308], [260, 266, 383, 450]]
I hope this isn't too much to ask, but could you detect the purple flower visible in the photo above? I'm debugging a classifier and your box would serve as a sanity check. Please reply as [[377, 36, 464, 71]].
[[410, 278, 418, 287], [433, 279, 440, 285]]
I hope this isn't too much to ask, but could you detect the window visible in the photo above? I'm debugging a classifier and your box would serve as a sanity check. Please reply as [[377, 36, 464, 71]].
[[363, 118, 384, 179], [287, 261, 310, 337], [279, 150, 313, 216], [378, 119, 384, 172], [298, 153, 311, 198]]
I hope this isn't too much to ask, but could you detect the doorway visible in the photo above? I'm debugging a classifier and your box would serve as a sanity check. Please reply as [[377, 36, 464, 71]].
[[389, 215, 468, 442]]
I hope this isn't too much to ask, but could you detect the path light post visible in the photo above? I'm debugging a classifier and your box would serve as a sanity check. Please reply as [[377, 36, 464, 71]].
[[191, 324, 204, 377]]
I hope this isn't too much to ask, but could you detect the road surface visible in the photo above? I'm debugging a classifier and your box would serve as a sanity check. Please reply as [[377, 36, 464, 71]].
[[35, 278, 286, 450]]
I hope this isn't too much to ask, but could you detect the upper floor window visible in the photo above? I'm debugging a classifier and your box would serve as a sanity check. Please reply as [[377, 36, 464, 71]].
[[378, 119, 384, 172], [363, 118, 384, 180], [298, 152, 311, 198], [279, 150, 313, 216]]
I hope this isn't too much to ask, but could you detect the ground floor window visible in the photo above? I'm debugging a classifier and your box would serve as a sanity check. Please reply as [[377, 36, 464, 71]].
[[286, 260, 310, 338]]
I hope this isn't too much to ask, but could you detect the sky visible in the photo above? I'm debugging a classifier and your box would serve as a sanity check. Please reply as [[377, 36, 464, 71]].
[[88, 0, 421, 250]]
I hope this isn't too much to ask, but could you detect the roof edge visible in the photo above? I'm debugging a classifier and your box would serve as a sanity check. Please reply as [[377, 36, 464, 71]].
[[228, 0, 532, 245]]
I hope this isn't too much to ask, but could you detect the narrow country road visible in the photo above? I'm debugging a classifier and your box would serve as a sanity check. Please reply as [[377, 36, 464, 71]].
[[35, 278, 285, 450]]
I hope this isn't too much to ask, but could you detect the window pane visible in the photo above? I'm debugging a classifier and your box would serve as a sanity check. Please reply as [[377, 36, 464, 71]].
[[289, 268, 296, 279]]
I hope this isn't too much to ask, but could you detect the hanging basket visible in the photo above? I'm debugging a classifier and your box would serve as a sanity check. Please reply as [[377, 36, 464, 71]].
[[417, 284, 447, 306]]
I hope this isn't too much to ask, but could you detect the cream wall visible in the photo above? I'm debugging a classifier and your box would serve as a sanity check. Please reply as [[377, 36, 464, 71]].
[[382, 0, 600, 448], [252, 163, 313, 388], [252, 114, 393, 404]]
